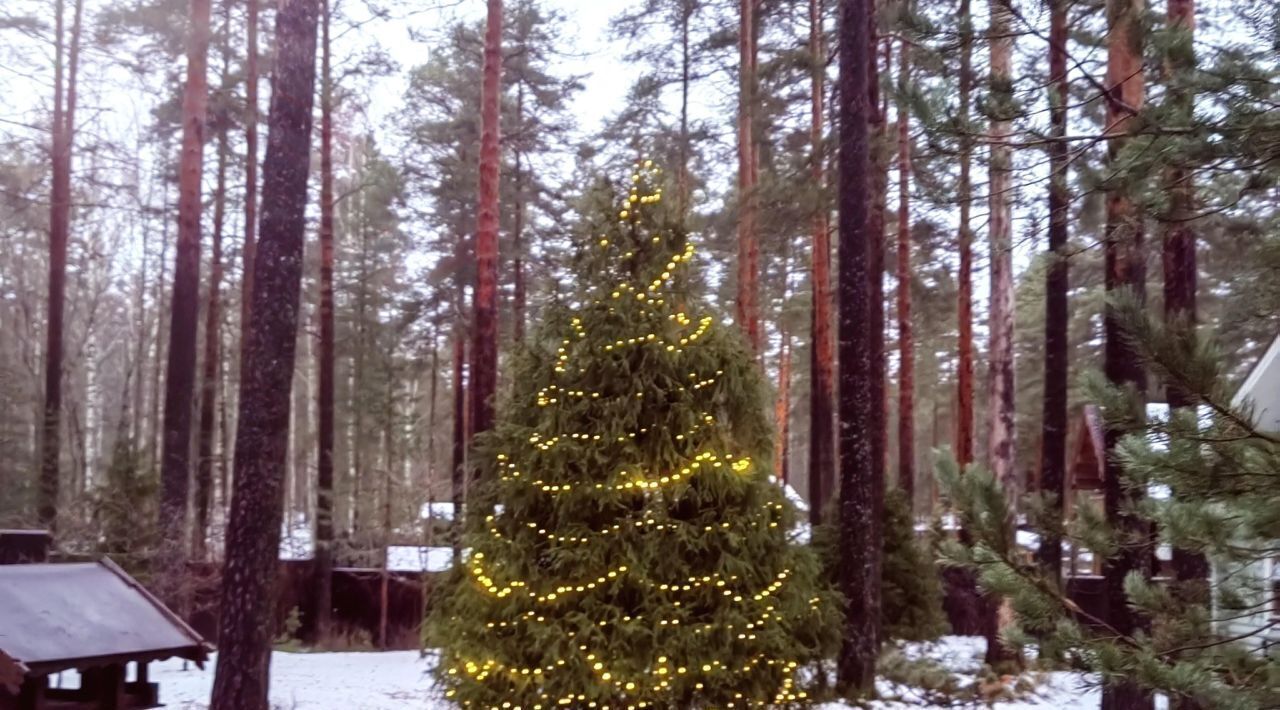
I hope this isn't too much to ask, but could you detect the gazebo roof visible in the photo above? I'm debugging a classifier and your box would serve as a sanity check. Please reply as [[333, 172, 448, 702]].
[[0, 558, 209, 679]]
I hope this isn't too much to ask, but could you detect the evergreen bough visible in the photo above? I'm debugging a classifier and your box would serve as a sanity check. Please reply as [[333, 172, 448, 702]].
[[428, 162, 837, 709], [938, 299, 1280, 710]]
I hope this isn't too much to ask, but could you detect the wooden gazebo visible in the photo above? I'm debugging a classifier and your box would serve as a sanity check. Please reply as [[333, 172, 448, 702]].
[[0, 558, 210, 710]]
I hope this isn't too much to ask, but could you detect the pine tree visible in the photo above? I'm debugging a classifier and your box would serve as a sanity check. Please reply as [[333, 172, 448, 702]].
[[194, 0, 232, 561], [1036, 0, 1071, 593], [314, 0, 337, 641], [953, 0, 975, 471], [158, 0, 213, 600], [210, 0, 319, 703], [471, 0, 503, 445], [38, 0, 84, 530], [835, 0, 882, 693], [806, 0, 836, 527], [734, 0, 761, 356], [938, 306, 1280, 709], [428, 162, 836, 709]]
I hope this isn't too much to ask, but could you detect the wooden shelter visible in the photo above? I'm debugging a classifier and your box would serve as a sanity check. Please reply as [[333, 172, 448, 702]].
[[0, 559, 210, 710]]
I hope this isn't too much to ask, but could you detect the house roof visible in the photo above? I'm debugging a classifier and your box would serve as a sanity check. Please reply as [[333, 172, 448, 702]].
[[0, 558, 209, 676], [1232, 331, 1280, 408]]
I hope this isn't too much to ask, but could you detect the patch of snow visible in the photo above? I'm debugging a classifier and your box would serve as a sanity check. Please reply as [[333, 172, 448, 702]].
[[386, 545, 455, 573], [915, 513, 961, 534], [145, 651, 441, 709], [818, 637, 1101, 709], [419, 501, 457, 522], [134, 639, 1110, 709], [771, 477, 813, 544], [1017, 529, 1041, 551], [279, 514, 314, 561]]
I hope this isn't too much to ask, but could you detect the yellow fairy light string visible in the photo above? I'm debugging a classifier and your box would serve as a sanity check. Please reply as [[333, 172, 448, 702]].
[[498, 450, 753, 495], [440, 162, 821, 710]]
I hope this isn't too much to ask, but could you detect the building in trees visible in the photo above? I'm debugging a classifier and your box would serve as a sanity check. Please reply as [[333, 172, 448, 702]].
[[1220, 331, 1280, 649]]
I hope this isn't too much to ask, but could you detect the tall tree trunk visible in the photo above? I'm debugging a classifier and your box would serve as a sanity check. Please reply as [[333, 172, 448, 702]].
[[807, 0, 835, 526], [379, 375, 395, 649], [38, 0, 83, 530], [1162, 5, 1207, 699], [677, 0, 693, 216], [426, 330, 440, 490], [450, 330, 466, 555], [470, 0, 502, 450], [1102, 0, 1151, 703], [132, 202, 149, 450], [209, 0, 319, 704], [219, 353, 230, 510], [195, 7, 232, 560], [986, 0, 1017, 507], [240, 0, 260, 363], [314, 0, 337, 643], [895, 30, 914, 508], [512, 84, 526, 345], [774, 257, 792, 484], [1036, 0, 1070, 590], [835, 0, 880, 693], [954, 0, 975, 468], [869, 11, 888, 490], [774, 337, 791, 484], [159, 0, 213, 602], [351, 176, 369, 537], [151, 206, 170, 475], [984, 0, 1020, 668], [735, 0, 760, 354]]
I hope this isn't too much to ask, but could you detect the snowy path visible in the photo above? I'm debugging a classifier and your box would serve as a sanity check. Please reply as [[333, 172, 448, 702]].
[[141, 638, 1102, 709]]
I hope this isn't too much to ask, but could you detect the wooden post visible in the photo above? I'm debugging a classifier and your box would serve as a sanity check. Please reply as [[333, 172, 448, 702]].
[[19, 677, 46, 710], [100, 664, 125, 710], [379, 565, 390, 649]]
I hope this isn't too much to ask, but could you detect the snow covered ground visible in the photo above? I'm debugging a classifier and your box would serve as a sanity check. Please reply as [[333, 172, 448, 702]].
[[133, 636, 1106, 709], [149, 651, 441, 709]]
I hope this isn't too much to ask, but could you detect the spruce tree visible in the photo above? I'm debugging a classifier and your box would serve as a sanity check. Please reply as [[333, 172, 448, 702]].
[[429, 162, 836, 709]]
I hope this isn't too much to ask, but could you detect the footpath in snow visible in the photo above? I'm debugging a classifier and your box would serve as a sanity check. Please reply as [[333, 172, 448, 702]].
[[134, 637, 1101, 709]]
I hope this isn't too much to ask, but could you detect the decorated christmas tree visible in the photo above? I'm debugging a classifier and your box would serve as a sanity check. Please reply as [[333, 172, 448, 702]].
[[428, 161, 837, 708]]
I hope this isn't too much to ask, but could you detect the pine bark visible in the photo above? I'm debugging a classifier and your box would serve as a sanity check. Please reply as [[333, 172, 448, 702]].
[[1102, 0, 1152, 703], [314, 0, 336, 642], [240, 0, 260, 359], [470, 0, 502, 447], [986, 0, 1016, 504], [984, 0, 1020, 668], [1162, 3, 1207, 705], [209, 0, 320, 704], [895, 32, 914, 508], [159, 0, 213, 597], [451, 331, 467, 554], [774, 315, 792, 485], [38, 0, 84, 530], [195, 15, 232, 560], [869, 21, 888, 489], [512, 85, 526, 345], [1036, 0, 1070, 588], [807, 0, 835, 526], [954, 0, 975, 468], [835, 0, 881, 693], [735, 0, 761, 354], [676, 0, 693, 216]]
